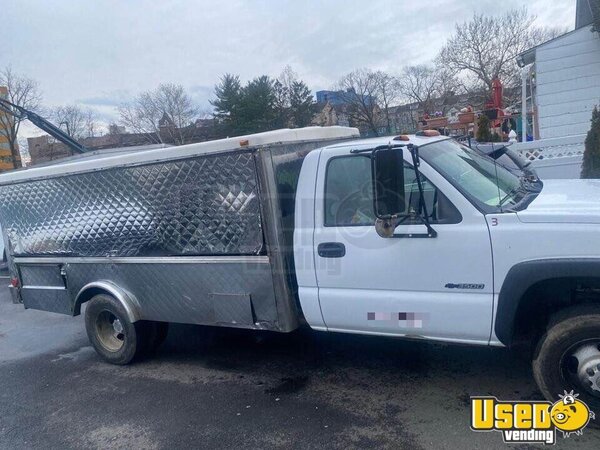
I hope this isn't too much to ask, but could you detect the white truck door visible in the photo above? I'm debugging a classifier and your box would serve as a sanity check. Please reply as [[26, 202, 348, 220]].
[[313, 147, 494, 344]]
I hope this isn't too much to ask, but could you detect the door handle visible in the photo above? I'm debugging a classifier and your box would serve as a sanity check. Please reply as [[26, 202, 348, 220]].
[[317, 242, 346, 258]]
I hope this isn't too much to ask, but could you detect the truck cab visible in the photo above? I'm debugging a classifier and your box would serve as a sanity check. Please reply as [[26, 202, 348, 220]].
[[295, 134, 600, 408]]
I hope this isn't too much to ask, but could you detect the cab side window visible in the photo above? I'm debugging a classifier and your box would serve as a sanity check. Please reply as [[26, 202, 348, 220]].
[[325, 156, 374, 226], [324, 156, 461, 227]]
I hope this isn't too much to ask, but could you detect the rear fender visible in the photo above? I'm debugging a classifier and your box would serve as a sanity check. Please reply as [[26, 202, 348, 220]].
[[74, 280, 141, 323]]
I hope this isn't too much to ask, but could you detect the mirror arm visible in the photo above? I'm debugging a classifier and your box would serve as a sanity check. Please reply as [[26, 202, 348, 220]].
[[407, 144, 437, 238]]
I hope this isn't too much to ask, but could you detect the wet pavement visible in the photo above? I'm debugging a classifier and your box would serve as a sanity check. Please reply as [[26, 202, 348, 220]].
[[0, 284, 599, 449]]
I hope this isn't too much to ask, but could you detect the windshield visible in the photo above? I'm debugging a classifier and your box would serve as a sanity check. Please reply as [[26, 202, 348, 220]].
[[419, 139, 523, 212]]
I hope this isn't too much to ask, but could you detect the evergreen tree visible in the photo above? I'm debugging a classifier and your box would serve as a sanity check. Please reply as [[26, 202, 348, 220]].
[[238, 75, 277, 134], [592, 0, 600, 33], [289, 81, 314, 127], [210, 74, 242, 135], [476, 114, 492, 142], [272, 79, 290, 129], [581, 106, 600, 178], [210, 68, 315, 136]]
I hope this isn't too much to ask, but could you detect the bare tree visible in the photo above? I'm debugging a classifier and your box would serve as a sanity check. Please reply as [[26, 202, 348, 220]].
[[118, 91, 163, 144], [273, 66, 298, 128], [0, 67, 42, 168], [398, 65, 439, 113], [84, 109, 98, 138], [337, 69, 382, 135], [372, 71, 401, 134], [118, 83, 199, 145], [438, 8, 565, 91], [52, 105, 98, 139], [278, 65, 297, 95], [272, 66, 315, 129]]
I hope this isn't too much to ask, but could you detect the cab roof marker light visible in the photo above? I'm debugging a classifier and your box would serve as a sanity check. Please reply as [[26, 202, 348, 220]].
[[393, 135, 410, 141], [416, 130, 441, 137]]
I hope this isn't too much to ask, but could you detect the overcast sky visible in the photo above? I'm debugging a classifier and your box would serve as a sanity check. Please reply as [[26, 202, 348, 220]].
[[1, 0, 576, 136]]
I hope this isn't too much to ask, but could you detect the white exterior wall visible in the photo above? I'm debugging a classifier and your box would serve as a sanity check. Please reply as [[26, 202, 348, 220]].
[[535, 26, 600, 139]]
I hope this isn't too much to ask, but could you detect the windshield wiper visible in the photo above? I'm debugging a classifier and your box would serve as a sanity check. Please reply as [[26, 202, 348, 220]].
[[498, 185, 523, 206], [498, 175, 533, 206], [350, 143, 408, 154]]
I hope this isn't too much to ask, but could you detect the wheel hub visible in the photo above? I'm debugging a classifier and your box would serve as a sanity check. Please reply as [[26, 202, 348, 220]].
[[112, 318, 123, 334], [95, 310, 126, 352], [572, 343, 600, 394]]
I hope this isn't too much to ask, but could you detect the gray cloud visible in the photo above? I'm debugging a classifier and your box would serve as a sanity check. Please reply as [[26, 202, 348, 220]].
[[1, 0, 576, 132]]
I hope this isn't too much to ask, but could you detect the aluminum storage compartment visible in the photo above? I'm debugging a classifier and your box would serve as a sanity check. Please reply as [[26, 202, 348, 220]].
[[0, 127, 359, 331], [0, 150, 262, 257]]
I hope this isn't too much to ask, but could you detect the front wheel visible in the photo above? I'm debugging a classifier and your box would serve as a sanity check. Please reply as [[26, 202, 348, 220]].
[[85, 294, 148, 365], [533, 305, 600, 411]]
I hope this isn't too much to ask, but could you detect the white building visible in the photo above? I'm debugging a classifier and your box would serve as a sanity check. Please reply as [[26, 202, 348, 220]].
[[510, 0, 598, 179], [518, 0, 600, 139]]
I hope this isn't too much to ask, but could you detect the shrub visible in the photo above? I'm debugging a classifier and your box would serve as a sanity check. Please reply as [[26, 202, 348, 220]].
[[581, 106, 600, 178], [592, 1, 600, 33], [476, 114, 492, 142]]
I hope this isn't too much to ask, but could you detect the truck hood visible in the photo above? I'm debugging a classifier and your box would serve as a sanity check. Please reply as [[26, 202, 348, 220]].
[[516, 179, 600, 224]]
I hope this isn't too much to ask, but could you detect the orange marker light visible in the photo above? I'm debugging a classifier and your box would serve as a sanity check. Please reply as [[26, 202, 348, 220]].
[[239, 139, 249, 147], [417, 130, 441, 137], [393, 135, 410, 141]]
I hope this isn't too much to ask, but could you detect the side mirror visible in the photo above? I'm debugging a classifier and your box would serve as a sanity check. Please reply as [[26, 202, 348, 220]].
[[372, 147, 406, 219]]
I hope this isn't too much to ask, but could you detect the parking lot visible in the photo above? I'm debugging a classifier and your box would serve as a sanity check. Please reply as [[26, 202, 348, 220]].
[[0, 283, 598, 449]]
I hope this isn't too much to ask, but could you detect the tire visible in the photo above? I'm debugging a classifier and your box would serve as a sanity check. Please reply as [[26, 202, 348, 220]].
[[85, 294, 148, 365], [532, 305, 600, 411]]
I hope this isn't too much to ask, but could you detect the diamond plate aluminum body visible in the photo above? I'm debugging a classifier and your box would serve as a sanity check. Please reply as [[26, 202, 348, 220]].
[[20, 264, 64, 286], [0, 151, 262, 257], [4, 136, 358, 332], [65, 261, 278, 328]]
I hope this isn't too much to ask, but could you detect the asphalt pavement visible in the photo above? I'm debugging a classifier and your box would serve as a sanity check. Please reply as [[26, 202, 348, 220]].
[[0, 283, 599, 449]]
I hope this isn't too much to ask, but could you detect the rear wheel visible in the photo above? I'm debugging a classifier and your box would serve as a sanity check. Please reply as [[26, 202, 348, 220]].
[[533, 305, 600, 411], [85, 294, 147, 365]]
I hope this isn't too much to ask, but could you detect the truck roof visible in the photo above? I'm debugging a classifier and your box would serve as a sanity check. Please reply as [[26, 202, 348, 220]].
[[0, 126, 359, 185], [321, 133, 451, 152]]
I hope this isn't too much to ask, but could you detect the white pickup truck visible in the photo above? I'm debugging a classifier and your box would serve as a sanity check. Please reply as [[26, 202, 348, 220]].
[[1, 127, 599, 409]]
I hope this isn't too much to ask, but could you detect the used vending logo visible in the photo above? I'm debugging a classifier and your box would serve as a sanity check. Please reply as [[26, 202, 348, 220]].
[[470, 391, 595, 445]]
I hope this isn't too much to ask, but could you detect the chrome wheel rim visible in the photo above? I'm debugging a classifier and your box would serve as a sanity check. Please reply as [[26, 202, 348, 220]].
[[562, 339, 600, 398], [95, 310, 125, 352]]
